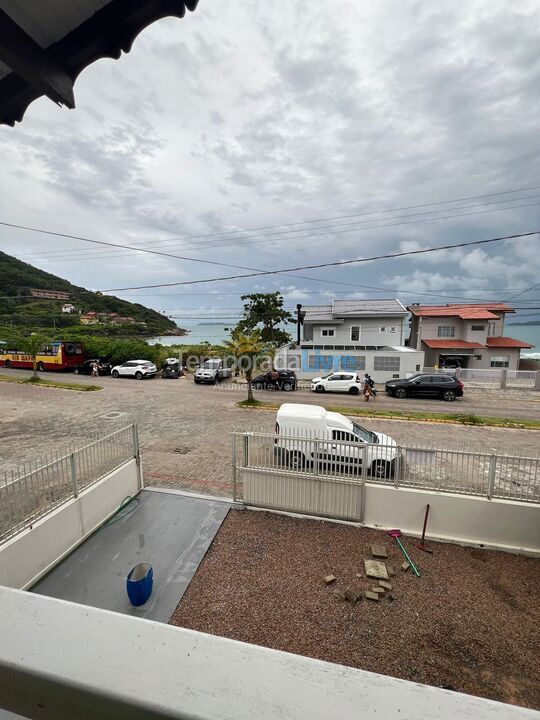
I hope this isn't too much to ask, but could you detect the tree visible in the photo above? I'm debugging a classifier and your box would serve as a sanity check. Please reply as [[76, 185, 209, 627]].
[[8, 332, 51, 379], [235, 292, 295, 347], [223, 328, 265, 402]]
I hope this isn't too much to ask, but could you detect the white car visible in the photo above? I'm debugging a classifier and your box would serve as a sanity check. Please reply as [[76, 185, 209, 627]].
[[311, 372, 363, 395], [274, 403, 398, 479], [111, 359, 158, 380], [194, 359, 232, 384]]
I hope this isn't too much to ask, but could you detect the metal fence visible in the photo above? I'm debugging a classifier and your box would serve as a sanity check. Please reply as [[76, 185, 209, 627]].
[[0, 423, 139, 544], [233, 430, 540, 511], [422, 367, 537, 388]]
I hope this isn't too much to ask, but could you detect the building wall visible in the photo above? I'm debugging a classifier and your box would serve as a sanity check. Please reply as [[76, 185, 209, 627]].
[[472, 349, 520, 371], [275, 347, 424, 382], [305, 316, 405, 345], [415, 317, 464, 340]]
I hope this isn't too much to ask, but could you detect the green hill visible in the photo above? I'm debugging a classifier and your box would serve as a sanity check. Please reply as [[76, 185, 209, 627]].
[[0, 250, 183, 336]]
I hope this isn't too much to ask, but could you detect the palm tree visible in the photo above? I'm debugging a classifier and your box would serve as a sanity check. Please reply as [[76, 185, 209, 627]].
[[223, 328, 265, 402]]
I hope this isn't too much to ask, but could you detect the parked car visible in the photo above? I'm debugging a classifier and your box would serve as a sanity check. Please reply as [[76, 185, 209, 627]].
[[111, 360, 158, 380], [274, 403, 398, 479], [311, 372, 363, 395], [73, 358, 111, 376], [252, 370, 297, 391], [385, 373, 463, 401], [194, 359, 232, 384]]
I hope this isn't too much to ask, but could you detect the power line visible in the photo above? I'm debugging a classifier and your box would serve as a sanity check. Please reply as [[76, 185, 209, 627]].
[[13, 184, 540, 261], [10, 195, 540, 264], [100, 230, 540, 292], [505, 281, 540, 302]]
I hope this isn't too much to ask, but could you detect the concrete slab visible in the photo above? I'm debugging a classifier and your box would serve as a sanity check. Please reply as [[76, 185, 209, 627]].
[[31, 489, 230, 623], [364, 559, 389, 580]]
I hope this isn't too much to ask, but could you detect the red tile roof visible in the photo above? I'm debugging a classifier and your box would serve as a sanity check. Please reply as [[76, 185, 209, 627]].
[[408, 303, 514, 319], [422, 339, 485, 349], [486, 337, 533, 349]]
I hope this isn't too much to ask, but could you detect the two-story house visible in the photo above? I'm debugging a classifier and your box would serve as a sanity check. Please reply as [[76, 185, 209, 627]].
[[408, 303, 533, 370], [274, 299, 425, 381]]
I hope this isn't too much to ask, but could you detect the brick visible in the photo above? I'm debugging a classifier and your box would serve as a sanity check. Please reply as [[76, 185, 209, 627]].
[[324, 575, 336, 585], [371, 587, 385, 594], [379, 580, 392, 590], [370, 544, 388, 559], [344, 588, 359, 603], [387, 566, 395, 577], [364, 591, 380, 601], [364, 559, 389, 580], [333, 589, 346, 600], [401, 561, 410, 571]]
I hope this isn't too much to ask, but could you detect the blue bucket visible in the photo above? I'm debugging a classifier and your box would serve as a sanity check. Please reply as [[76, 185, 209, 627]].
[[126, 562, 153, 606]]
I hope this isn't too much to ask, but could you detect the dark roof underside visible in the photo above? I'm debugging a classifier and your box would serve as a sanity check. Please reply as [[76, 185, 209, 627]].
[[0, 0, 199, 126]]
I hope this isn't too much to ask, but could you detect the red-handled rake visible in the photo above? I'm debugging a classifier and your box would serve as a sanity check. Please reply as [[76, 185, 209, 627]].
[[385, 529, 420, 577]]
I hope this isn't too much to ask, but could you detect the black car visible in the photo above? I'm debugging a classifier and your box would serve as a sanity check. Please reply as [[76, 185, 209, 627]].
[[73, 358, 111, 376], [252, 370, 297, 392], [385, 373, 464, 401]]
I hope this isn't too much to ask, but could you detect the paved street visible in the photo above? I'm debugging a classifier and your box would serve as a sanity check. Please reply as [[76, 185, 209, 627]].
[[0, 368, 539, 497]]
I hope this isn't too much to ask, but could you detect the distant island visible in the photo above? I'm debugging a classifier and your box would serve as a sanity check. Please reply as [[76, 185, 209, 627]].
[[0, 250, 186, 337], [507, 320, 540, 326]]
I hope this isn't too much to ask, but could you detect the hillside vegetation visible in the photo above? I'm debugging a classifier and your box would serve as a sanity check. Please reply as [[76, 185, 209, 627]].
[[0, 250, 182, 335]]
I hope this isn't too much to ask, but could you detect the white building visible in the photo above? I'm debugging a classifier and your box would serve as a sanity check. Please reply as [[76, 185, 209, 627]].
[[61, 303, 76, 314], [275, 299, 424, 382]]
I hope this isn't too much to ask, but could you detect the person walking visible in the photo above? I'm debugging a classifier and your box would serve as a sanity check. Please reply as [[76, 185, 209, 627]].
[[91, 361, 99, 378], [363, 379, 373, 402]]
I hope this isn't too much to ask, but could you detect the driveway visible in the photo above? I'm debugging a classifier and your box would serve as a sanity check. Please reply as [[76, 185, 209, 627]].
[[0, 368, 539, 497], [31, 489, 231, 623]]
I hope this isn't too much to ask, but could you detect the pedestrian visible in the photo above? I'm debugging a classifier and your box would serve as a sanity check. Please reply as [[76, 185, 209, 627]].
[[91, 361, 98, 378], [363, 381, 372, 402]]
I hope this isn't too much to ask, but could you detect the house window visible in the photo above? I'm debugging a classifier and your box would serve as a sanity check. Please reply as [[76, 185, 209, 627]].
[[307, 354, 333, 370], [437, 326, 455, 338], [488, 321, 496, 336], [321, 328, 335, 338], [374, 356, 400, 372], [471, 325, 485, 331], [389, 326, 398, 334], [379, 326, 387, 333], [490, 355, 509, 368], [350, 326, 360, 342], [340, 355, 366, 371]]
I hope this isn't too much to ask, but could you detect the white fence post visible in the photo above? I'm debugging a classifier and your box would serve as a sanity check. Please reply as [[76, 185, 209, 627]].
[[500, 369, 507, 390], [487, 454, 497, 500], [70, 453, 79, 498], [232, 434, 238, 502]]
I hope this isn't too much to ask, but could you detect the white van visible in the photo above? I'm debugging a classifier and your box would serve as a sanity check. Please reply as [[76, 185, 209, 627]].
[[274, 403, 398, 479]]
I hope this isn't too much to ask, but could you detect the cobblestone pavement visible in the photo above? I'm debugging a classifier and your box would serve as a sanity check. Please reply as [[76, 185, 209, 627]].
[[0, 368, 539, 497]]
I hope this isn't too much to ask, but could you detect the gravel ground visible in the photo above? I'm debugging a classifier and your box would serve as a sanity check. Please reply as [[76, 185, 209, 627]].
[[170, 509, 540, 710]]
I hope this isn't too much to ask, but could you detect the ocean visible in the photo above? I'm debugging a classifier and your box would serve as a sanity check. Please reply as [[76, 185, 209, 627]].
[[148, 321, 540, 355], [505, 324, 540, 358], [147, 323, 232, 346]]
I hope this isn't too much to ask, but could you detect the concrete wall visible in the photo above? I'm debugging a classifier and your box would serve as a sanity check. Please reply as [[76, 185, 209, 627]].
[[363, 485, 540, 555], [2, 587, 534, 720], [472, 349, 521, 371], [0, 459, 141, 590], [241, 469, 540, 555], [304, 316, 405, 346]]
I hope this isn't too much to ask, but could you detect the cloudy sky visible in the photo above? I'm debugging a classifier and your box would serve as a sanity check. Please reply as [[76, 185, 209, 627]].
[[1, 0, 540, 327]]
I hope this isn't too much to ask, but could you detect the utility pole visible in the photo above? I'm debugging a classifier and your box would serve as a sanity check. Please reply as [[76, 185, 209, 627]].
[[296, 304, 302, 346]]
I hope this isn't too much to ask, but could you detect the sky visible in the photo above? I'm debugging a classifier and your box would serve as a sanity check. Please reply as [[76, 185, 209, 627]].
[[1, 0, 540, 328]]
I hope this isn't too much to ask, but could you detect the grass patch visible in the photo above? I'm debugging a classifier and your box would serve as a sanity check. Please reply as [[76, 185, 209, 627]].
[[236, 399, 540, 429], [237, 398, 272, 408], [0, 374, 101, 392]]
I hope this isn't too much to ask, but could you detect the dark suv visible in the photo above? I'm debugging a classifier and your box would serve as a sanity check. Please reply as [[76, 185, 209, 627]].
[[252, 370, 297, 392], [385, 373, 463, 401]]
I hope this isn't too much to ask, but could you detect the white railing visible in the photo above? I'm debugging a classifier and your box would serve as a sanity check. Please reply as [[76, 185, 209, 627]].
[[0, 423, 138, 544], [421, 367, 537, 388], [233, 430, 540, 507]]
